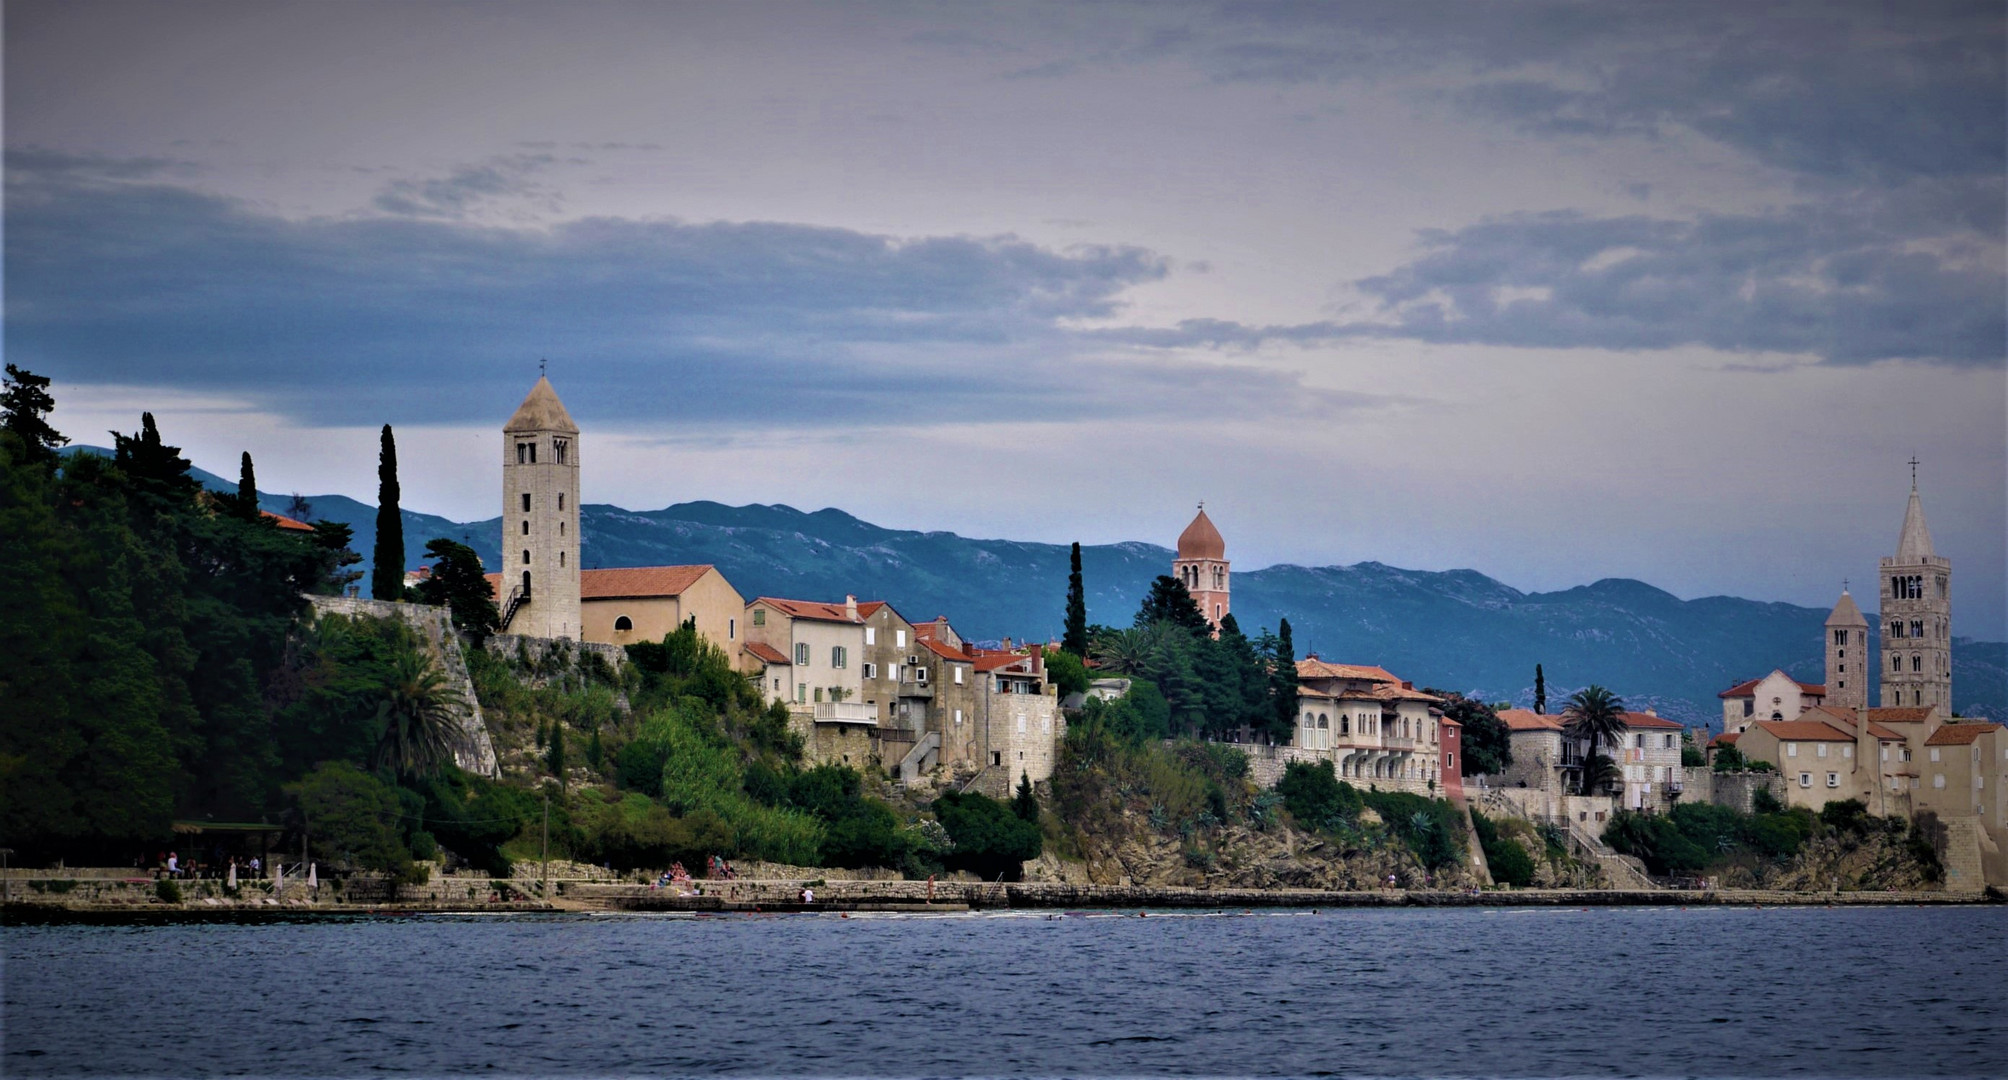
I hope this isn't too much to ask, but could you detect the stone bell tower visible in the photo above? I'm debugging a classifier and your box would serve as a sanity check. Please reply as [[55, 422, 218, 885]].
[[1173, 504, 1229, 635], [1878, 462, 1950, 711], [500, 375, 581, 640], [1824, 587, 1868, 712]]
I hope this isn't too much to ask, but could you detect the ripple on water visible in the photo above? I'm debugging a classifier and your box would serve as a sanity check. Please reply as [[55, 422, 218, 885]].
[[4, 906, 2007, 1077]]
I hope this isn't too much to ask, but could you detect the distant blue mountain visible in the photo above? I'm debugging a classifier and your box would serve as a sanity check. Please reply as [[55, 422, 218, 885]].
[[60, 446, 2008, 728]]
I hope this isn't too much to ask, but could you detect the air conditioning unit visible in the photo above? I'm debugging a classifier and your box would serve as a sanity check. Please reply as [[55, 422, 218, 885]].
[[907, 655, 920, 665]]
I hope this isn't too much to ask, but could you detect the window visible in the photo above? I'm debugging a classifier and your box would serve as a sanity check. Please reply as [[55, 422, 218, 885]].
[[521, 520, 529, 535], [1016, 715, 1026, 734], [794, 642, 810, 666], [1890, 620, 1903, 638], [813, 687, 823, 703], [990, 751, 1002, 766], [516, 442, 535, 464], [953, 667, 964, 685], [795, 683, 806, 703], [862, 662, 877, 679], [1826, 773, 1839, 788], [1929, 748, 1941, 762], [522, 549, 530, 565], [915, 667, 928, 684], [1787, 744, 1798, 757], [831, 646, 847, 668], [729, 618, 735, 640], [954, 709, 963, 725], [522, 493, 532, 512], [1742, 700, 1753, 717], [1318, 713, 1329, 729], [559, 552, 564, 566], [559, 521, 564, 535], [1912, 654, 1923, 672], [558, 494, 564, 510], [1635, 734, 1645, 748], [1817, 744, 1828, 758], [753, 608, 766, 626], [521, 570, 530, 594], [1833, 629, 1847, 646], [1893, 655, 1903, 673], [1910, 619, 1924, 638], [1799, 772, 1812, 787], [1933, 774, 1945, 789], [614, 615, 632, 631], [1842, 745, 1852, 758], [554, 438, 567, 464], [895, 629, 907, 648]]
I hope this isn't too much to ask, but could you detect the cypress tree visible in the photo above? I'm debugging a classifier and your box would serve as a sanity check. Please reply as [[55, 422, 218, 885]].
[[1534, 664, 1547, 715], [1063, 541, 1088, 657], [1272, 617, 1300, 736], [547, 723, 567, 788], [371, 424, 404, 600], [1012, 771, 1038, 822], [236, 451, 259, 519]]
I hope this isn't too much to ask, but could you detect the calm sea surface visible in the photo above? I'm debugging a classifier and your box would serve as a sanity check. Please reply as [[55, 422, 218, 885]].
[[4, 905, 2005, 1078]]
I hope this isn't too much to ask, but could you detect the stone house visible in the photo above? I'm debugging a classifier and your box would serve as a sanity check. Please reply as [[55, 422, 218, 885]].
[[1495, 709, 1572, 796], [1280, 658, 1445, 796], [1613, 711, 1686, 810], [742, 596, 875, 766], [576, 564, 745, 656], [1735, 717, 1878, 812], [1438, 712, 1464, 801], [971, 648, 1062, 793], [1718, 670, 1827, 735], [1918, 722, 2008, 884], [915, 634, 979, 776]]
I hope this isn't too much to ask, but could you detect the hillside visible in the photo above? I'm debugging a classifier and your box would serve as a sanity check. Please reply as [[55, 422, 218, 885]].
[[69, 446, 2005, 729]]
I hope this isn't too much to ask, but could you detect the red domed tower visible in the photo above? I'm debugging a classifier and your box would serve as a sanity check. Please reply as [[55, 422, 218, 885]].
[[1174, 504, 1229, 635]]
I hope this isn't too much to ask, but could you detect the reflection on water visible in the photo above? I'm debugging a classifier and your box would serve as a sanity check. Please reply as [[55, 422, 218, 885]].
[[5, 906, 2006, 1077]]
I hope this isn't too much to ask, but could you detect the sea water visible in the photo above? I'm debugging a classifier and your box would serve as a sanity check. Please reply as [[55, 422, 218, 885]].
[[4, 905, 2005, 1077]]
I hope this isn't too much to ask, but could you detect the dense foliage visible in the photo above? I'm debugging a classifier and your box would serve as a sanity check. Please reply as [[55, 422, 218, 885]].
[[1468, 807, 1535, 886], [1273, 760, 1466, 870], [1426, 690, 1512, 775], [1, 384, 358, 860], [1600, 796, 1939, 883], [1087, 576, 1297, 743]]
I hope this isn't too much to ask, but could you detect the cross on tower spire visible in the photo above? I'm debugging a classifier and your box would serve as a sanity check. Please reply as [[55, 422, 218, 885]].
[[539, 357, 548, 378], [1909, 456, 1919, 490]]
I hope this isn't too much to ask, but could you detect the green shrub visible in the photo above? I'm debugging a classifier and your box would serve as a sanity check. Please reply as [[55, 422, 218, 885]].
[[1275, 760, 1361, 831], [932, 790, 1041, 880], [1361, 789, 1466, 870], [1819, 798, 1872, 835], [155, 879, 182, 904]]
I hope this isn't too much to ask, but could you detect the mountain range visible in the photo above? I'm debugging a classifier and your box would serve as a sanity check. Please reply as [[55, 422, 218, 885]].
[[71, 446, 2007, 730]]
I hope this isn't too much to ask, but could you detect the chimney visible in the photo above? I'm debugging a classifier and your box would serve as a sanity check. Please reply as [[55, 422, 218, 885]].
[[844, 595, 857, 621], [1402, 680, 1414, 690], [1002, 636, 1013, 651], [1646, 707, 1656, 716]]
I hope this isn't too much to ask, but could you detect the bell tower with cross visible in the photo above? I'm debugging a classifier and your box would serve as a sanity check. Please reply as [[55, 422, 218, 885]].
[[1877, 458, 1951, 712]]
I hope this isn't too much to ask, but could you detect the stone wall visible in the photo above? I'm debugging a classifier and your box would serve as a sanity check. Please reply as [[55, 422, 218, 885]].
[[485, 633, 627, 675], [307, 596, 498, 776], [1682, 767, 1786, 815]]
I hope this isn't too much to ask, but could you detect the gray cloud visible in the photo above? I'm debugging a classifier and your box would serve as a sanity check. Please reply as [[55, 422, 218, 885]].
[[372, 154, 561, 218], [1094, 200, 2004, 366], [5, 152, 1388, 427]]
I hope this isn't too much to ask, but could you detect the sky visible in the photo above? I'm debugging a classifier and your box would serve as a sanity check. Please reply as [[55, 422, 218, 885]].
[[7, 0, 2006, 635]]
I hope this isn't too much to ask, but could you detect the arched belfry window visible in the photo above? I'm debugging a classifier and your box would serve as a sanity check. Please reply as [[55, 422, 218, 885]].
[[614, 615, 633, 631], [521, 570, 531, 594]]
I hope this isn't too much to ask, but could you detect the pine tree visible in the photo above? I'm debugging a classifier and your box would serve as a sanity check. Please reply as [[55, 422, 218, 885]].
[[1136, 575, 1209, 634], [371, 424, 404, 600], [1, 364, 68, 465], [1012, 771, 1038, 822], [1534, 663, 1547, 715], [236, 451, 260, 520], [1063, 541, 1088, 657]]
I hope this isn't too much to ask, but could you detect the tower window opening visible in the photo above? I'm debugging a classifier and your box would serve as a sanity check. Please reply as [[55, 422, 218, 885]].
[[554, 438, 568, 464], [614, 615, 632, 631], [1910, 620, 1923, 638], [522, 550, 530, 565], [521, 570, 530, 594], [516, 442, 535, 464], [558, 494, 564, 511], [522, 493, 532, 512]]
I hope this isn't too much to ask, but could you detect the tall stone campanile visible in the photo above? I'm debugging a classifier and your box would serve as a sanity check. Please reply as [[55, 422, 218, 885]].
[[501, 376, 581, 640], [1878, 468, 1950, 711], [1823, 587, 1868, 711], [1173, 505, 1229, 635]]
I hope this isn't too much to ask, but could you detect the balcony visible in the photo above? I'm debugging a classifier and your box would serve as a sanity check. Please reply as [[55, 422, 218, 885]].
[[812, 701, 878, 725], [1381, 736, 1416, 751], [897, 680, 935, 700]]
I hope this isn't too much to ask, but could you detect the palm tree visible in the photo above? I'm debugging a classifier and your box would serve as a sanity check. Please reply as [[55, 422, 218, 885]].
[[1088, 626, 1156, 676], [373, 651, 468, 780], [1561, 685, 1628, 796]]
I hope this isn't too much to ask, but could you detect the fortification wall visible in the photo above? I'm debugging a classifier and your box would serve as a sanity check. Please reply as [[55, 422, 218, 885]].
[[1683, 768, 1786, 814], [306, 596, 498, 776]]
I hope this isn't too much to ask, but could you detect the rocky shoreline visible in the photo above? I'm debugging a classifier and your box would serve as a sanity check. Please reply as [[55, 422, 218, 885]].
[[5, 877, 1997, 921]]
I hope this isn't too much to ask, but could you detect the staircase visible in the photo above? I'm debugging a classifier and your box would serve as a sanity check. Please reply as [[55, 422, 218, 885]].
[[498, 582, 529, 632], [895, 732, 941, 784], [1567, 823, 1656, 889]]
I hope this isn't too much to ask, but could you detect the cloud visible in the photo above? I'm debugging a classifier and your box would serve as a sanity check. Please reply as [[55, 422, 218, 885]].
[[6, 153, 1391, 427], [1094, 201, 2004, 367], [372, 154, 561, 218]]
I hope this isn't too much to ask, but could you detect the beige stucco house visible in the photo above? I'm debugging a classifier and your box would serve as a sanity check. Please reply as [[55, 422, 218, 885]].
[[577, 565, 744, 655]]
